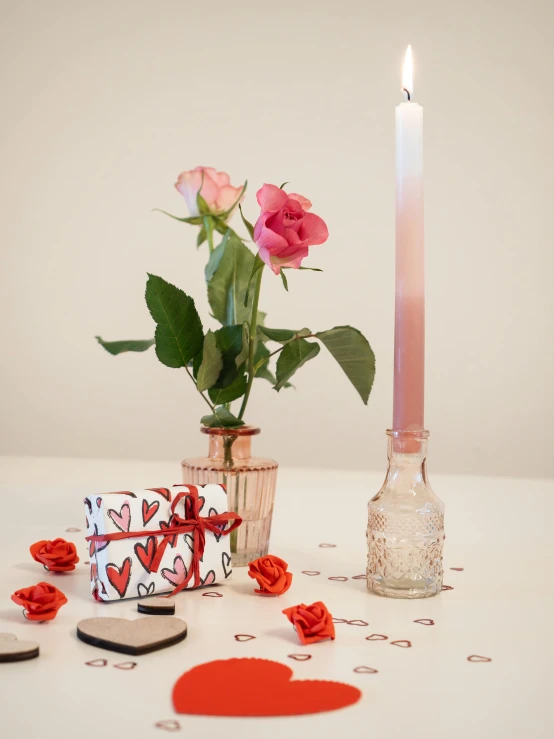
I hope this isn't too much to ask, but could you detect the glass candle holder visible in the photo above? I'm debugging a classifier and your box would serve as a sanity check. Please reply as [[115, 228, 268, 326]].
[[366, 429, 445, 598]]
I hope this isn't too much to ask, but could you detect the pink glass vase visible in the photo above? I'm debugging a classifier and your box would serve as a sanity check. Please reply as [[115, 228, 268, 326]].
[[181, 427, 278, 567]]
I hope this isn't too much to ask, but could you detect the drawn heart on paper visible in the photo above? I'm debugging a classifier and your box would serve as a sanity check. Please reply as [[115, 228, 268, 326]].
[[222, 551, 232, 579], [467, 655, 492, 663], [89, 523, 108, 556], [172, 658, 361, 716], [160, 520, 178, 548], [161, 555, 187, 588], [77, 616, 187, 655], [201, 570, 216, 587], [208, 507, 224, 542], [96, 497, 102, 508], [137, 582, 155, 598], [0, 634, 40, 663], [106, 557, 133, 598], [135, 536, 158, 573], [147, 487, 171, 501], [183, 534, 194, 555], [84, 498, 93, 514], [142, 499, 160, 526], [107, 502, 131, 533]]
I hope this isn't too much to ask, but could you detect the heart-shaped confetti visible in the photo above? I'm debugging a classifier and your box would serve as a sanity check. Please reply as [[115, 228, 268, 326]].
[[202, 591, 223, 598], [450, 567, 464, 571], [301, 571, 321, 576], [467, 655, 491, 662], [354, 666, 378, 674], [442, 585, 454, 591], [318, 543, 336, 548], [65, 527, 81, 533], [366, 634, 388, 641], [347, 620, 368, 626], [234, 634, 256, 642], [414, 619, 434, 626], [328, 576, 348, 582], [332, 618, 347, 624], [114, 661, 138, 670], [85, 658, 107, 667], [288, 654, 312, 661], [351, 574, 366, 580], [390, 640, 412, 648], [155, 720, 181, 732]]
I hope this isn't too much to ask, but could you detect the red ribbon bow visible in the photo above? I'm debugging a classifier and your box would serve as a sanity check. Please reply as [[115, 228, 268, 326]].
[[86, 484, 242, 596]]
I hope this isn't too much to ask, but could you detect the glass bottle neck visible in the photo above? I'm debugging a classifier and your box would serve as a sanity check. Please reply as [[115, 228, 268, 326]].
[[385, 437, 428, 487], [209, 435, 252, 461]]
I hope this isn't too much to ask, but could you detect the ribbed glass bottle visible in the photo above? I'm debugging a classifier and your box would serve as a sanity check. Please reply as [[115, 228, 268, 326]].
[[181, 426, 278, 567]]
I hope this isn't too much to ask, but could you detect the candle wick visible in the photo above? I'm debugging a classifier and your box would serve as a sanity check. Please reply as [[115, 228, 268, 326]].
[[402, 88, 411, 102]]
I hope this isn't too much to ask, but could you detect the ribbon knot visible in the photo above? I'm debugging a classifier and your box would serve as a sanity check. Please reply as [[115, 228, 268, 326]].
[[86, 484, 242, 597]]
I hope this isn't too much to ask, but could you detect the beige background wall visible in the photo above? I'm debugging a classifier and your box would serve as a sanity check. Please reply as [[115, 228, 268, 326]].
[[1, 0, 553, 478]]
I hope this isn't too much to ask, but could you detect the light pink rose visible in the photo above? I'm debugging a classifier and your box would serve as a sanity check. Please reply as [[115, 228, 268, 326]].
[[253, 184, 328, 274], [175, 166, 243, 218]]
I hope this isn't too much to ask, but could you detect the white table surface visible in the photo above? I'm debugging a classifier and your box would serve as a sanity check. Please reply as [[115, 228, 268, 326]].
[[0, 456, 553, 739]]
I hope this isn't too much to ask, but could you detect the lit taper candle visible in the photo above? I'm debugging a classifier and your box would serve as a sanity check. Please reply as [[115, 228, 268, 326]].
[[393, 45, 425, 433]]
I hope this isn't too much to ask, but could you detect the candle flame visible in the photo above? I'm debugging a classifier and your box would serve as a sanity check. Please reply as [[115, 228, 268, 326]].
[[402, 45, 413, 98]]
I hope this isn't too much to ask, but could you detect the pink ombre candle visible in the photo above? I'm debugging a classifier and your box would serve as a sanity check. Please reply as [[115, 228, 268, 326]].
[[393, 46, 425, 432]]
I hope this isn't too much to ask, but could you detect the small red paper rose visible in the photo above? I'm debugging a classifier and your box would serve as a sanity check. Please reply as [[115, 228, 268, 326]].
[[248, 554, 293, 596], [283, 601, 335, 645], [11, 582, 68, 621], [30, 538, 79, 572]]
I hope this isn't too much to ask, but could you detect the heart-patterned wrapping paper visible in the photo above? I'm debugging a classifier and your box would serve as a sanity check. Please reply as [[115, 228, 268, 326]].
[[84, 485, 233, 601]]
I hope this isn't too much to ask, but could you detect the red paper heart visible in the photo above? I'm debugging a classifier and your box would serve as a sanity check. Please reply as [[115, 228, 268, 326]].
[[173, 658, 361, 716]]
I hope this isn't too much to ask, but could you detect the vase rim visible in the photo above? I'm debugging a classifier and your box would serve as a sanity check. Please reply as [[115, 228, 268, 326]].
[[200, 425, 261, 437]]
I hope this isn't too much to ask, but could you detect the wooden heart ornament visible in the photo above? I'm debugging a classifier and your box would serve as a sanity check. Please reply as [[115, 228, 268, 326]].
[[173, 658, 361, 716], [77, 616, 187, 655], [0, 633, 39, 662]]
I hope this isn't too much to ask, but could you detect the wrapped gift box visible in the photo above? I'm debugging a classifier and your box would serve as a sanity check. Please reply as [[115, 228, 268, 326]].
[[84, 484, 240, 602]]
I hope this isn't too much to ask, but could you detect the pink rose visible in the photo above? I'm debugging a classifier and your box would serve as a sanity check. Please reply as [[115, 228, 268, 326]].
[[253, 184, 328, 274], [175, 167, 243, 218]]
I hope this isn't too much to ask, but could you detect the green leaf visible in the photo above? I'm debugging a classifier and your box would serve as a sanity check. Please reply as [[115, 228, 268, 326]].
[[95, 336, 155, 355], [255, 365, 277, 384], [196, 191, 211, 216], [212, 324, 244, 388], [205, 230, 230, 283], [196, 331, 223, 392], [235, 322, 250, 368], [197, 224, 207, 248], [152, 208, 203, 226], [201, 406, 245, 428], [274, 338, 320, 391], [145, 274, 204, 368], [316, 326, 376, 405], [243, 254, 265, 307], [257, 327, 312, 343], [208, 374, 247, 404], [207, 233, 255, 326], [212, 218, 231, 235], [238, 204, 255, 240], [297, 266, 323, 272], [280, 270, 289, 292]]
